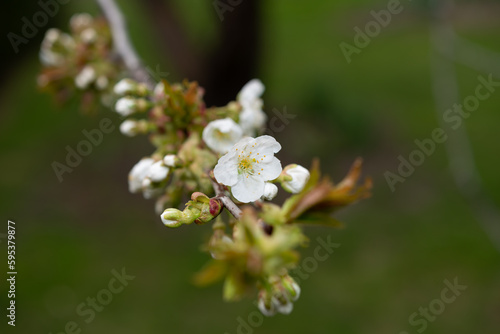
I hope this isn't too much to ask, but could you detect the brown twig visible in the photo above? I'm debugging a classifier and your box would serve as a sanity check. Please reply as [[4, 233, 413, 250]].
[[95, 0, 155, 88], [211, 178, 242, 219]]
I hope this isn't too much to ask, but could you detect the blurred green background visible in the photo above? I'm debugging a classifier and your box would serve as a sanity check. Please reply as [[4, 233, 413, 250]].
[[1, 0, 499, 333]]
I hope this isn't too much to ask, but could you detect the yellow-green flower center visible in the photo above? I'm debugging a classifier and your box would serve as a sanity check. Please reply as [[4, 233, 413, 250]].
[[214, 129, 230, 140]]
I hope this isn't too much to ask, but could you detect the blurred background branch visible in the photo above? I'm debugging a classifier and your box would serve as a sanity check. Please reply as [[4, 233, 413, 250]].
[[96, 0, 154, 87], [430, 0, 500, 252]]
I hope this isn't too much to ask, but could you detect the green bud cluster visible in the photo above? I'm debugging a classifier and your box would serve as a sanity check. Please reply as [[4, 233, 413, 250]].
[[161, 192, 222, 228], [38, 14, 122, 113]]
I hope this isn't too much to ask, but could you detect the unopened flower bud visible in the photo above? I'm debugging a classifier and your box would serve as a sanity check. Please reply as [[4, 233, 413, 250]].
[[120, 119, 149, 137], [281, 275, 301, 302], [128, 158, 154, 193], [153, 81, 165, 98], [148, 161, 169, 182], [281, 164, 310, 193], [161, 208, 184, 228], [70, 13, 93, 32], [114, 78, 137, 96], [192, 196, 223, 225], [75, 65, 96, 89], [274, 297, 293, 314], [115, 97, 149, 117], [115, 97, 136, 116], [163, 154, 179, 167], [46, 28, 60, 44], [191, 192, 210, 203], [257, 292, 276, 317], [120, 120, 138, 137], [261, 182, 278, 201]]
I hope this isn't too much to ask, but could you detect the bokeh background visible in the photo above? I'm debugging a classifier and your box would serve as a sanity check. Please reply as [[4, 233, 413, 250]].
[[1, 0, 499, 333]]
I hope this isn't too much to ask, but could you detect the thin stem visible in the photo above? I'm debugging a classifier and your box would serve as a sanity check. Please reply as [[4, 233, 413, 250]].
[[211, 179, 242, 219], [95, 0, 155, 88]]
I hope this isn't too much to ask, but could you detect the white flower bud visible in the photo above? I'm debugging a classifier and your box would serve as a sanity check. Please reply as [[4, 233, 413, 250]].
[[115, 97, 136, 117], [75, 66, 96, 89], [119, 120, 139, 137], [44, 28, 61, 45], [203, 118, 243, 154], [275, 298, 293, 315], [70, 13, 93, 31], [290, 281, 301, 301], [163, 154, 177, 167], [128, 158, 154, 193], [80, 28, 97, 43], [238, 79, 267, 136], [153, 81, 165, 97], [39, 49, 63, 67], [113, 78, 137, 96], [161, 208, 183, 228], [148, 161, 169, 182], [261, 182, 278, 201], [281, 165, 310, 193], [258, 297, 277, 317], [281, 275, 301, 301]]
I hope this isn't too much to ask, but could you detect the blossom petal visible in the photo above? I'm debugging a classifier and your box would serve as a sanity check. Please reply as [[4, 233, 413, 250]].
[[259, 157, 282, 181], [239, 79, 264, 104], [214, 156, 239, 186], [254, 135, 281, 153], [231, 174, 265, 203]]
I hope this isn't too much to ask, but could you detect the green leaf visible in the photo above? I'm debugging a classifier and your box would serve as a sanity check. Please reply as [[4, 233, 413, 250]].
[[223, 271, 246, 301]]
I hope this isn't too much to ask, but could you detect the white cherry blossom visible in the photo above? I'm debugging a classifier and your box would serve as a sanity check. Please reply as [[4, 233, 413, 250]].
[[282, 164, 310, 193], [148, 161, 169, 182], [214, 135, 282, 203], [237, 79, 267, 136], [74, 65, 96, 89], [261, 182, 278, 201], [128, 158, 154, 193], [202, 118, 243, 154]]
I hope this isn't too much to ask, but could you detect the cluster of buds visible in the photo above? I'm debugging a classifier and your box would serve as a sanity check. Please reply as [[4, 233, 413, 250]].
[[114, 76, 285, 211], [161, 192, 223, 227], [128, 155, 179, 202], [194, 207, 307, 309], [38, 14, 122, 111]]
